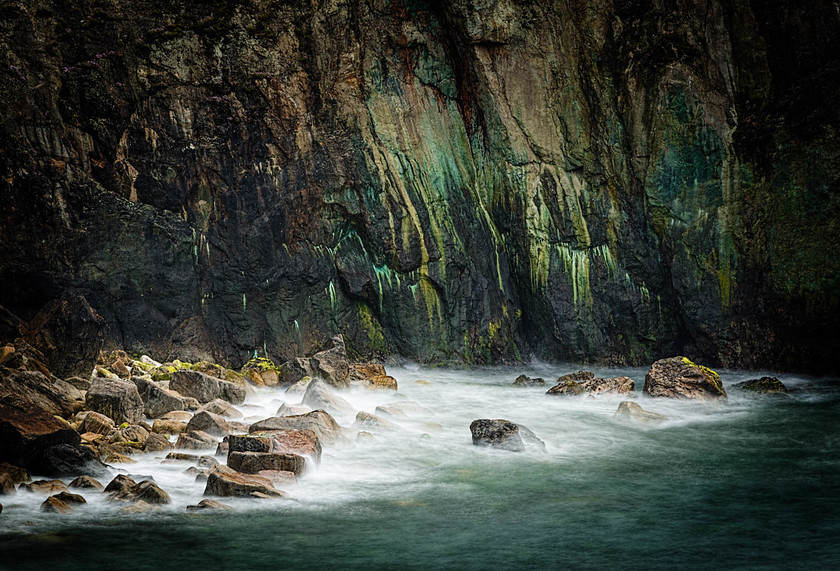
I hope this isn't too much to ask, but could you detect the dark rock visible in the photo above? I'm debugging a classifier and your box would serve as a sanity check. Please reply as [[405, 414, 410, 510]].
[[734, 376, 788, 395], [37, 443, 109, 477], [53, 491, 86, 505], [0, 305, 24, 344], [104, 474, 136, 494], [469, 419, 546, 453], [513, 374, 546, 387], [204, 465, 285, 498], [85, 377, 144, 424], [131, 377, 185, 418], [230, 429, 321, 463], [186, 498, 233, 511], [0, 473, 15, 495], [0, 369, 84, 418], [643, 357, 727, 400], [109, 480, 171, 504], [22, 292, 104, 379], [69, 475, 104, 490], [301, 379, 355, 417], [249, 410, 342, 445], [227, 451, 306, 476], [309, 335, 350, 388], [170, 370, 246, 405], [0, 395, 80, 471], [65, 376, 91, 391], [278, 358, 312, 387], [186, 411, 233, 437], [614, 401, 669, 424], [0, 462, 30, 486]]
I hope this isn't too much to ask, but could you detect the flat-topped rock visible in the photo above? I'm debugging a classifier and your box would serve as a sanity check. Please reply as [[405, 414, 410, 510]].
[[204, 465, 285, 498], [249, 410, 341, 445], [170, 370, 246, 405], [644, 357, 727, 400]]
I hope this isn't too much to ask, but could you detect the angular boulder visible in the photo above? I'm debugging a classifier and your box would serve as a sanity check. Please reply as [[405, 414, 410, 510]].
[[131, 377, 185, 418], [21, 479, 68, 494], [349, 363, 387, 381], [80, 411, 116, 435], [301, 379, 355, 417], [0, 462, 30, 487], [176, 430, 218, 450], [249, 410, 341, 445], [0, 370, 84, 418], [22, 292, 103, 379], [643, 357, 727, 400], [309, 335, 350, 388], [547, 373, 634, 396], [353, 411, 397, 431], [614, 401, 669, 424], [513, 374, 546, 387], [69, 475, 104, 490], [204, 465, 285, 498], [733, 376, 788, 395], [469, 419, 546, 453], [152, 419, 187, 435], [85, 377, 144, 424], [227, 451, 306, 476], [170, 370, 246, 405], [36, 443, 108, 477], [0, 395, 80, 471], [186, 411, 233, 437], [41, 495, 73, 513], [197, 398, 243, 419], [229, 429, 321, 463]]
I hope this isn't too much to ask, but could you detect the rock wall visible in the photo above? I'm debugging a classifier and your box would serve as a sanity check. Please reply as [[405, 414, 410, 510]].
[[1, 0, 837, 372]]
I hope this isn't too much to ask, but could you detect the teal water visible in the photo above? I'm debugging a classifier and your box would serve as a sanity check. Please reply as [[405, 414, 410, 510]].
[[1, 365, 838, 570]]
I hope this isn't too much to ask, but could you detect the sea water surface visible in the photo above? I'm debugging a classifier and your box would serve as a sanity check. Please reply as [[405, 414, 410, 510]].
[[1, 364, 839, 570]]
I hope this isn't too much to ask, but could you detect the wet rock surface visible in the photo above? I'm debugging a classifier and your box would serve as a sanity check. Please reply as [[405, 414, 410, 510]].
[[469, 419, 546, 453], [644, 357, 727, 400]]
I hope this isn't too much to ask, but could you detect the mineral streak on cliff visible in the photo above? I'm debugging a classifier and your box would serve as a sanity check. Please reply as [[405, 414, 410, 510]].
[[1, 0, 837, 372]]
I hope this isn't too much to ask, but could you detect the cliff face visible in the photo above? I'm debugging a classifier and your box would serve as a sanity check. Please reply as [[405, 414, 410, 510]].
[[1, 0, 838, 371]]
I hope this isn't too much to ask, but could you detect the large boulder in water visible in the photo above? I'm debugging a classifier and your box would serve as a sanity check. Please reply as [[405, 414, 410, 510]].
[[170, 370, 246, 404], [85, 377, 144, 424], [469, 419, 546, 453], [227, 451, 306, 476], [643, 357, 727, 400], [513, 374, 546, 387], [547, 373, 634, 396], [229, 429, 321, 463], [131, 377, 186, 418], [301, 379, 355, 417], [733, 376, 788, 395], [0, 395, 80, 471], [204, 465, 285, 498], [36, 443, 108, 477], [614, 401, 669, 424], [22, 292, 104, 379], [186, 411, 233, 437], [249, 410, 341, 445]]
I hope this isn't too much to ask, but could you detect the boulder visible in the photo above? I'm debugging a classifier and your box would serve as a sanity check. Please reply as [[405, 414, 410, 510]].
[[733, 376, 788, 395], [152, 419, 187, 435], [0, 304, 24, 344], [469, 419, 546, 453], [249, 410, 342, 444], [0, 473, 15, 495], [160, 411, 193, 422], [109, 480, 171, 504], [230, 429, 321, 463], [104, 474, 137, 493], [283, 376, 313, 399], [614, 401, 669, 424], [301, 379, 355, 417], [109, 425, 150, 448], [186, 498, 233, 511], [144, 432, 173, 453], [366, 375, 398, 391], [204, 465, 285, 498], [0, 395, 80, 471], [22, 292, 103, 379], [374, 401, 434, 419], [69, 475, 103, 490], [176, 430, 218, 450], [0, 370, 84, 418], [348, 363, 387, 381], [256, 470, 297, 486], [276, 403, 310, 417], [186, 411, 233, 437], [53, 490, 86, 506], [309, 335, 350, 388], [80, 411, 115, 435], [353, 411, 397, 431], [197, 399, 243, 419], [643, 357, 727, 400], [513, 374, 546, 387], [240, 358, 281, 387], [65, 376, 91, 391], [0, 462, 30, 486], [41, 495, 73, 513], [170, 370, 246, 405], [85, 377, 144, 424], [37, 443, 109, 477], [279, 359, 312, 387], [21, 479, 68, 494], [131, 377, 185, 418], [227, 451, 306, 476], [547, 374, 634, 396]]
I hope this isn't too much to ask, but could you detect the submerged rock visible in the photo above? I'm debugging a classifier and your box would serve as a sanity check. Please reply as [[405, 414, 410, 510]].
[[614, 401, 669, 424], [547, 373, 634, 396], [353, 411, 397, 432], [733, 376, 788, 395], [41, 495, 73, 513], [301, 379, 355, 417], [469, 419, 546, 453], [185, 411, 234, 437], [204, 465, 285, 498], [513, 374, 546, 387], [227, 451, 306, 476], [186, 498, 233, 511], [374, 401, 434, 419], [644, 357, 727, 400]]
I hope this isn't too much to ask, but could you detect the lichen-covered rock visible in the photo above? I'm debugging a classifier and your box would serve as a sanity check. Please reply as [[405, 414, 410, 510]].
[[614, 401, 669, 425], [469, 419, 546, 453], [204, 465, 285, 498], [513, 375, 546, 387], [170, 370, 246, 405], [249, 410, 341, 445], [85, 377, 144, 425], [643, 357, 727, 400], [241, 358, 281, 387], [733, 377, 788, 395]]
